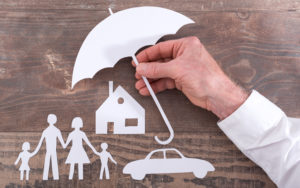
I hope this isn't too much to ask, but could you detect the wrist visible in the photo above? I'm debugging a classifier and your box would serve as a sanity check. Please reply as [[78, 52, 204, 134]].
[[207, 77, 249, 120]]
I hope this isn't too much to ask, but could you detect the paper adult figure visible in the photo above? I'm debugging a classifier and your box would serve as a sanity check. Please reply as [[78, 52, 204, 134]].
[[64, 117, 97, 180], [71, 6, 194, 145], [15, 142, 36, 180], [95, 143, 117, 180], [33, 114, 65, 180]]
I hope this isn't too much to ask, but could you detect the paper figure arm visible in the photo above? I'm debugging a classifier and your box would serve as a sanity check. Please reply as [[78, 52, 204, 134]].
[[109, 153, 117, 164], [31, 132, 45, 156], [29, 152, 36, 158], [94, 151, 101, 156], [14, 154, 21, 166], [64, 134, 72, 149], [82, 133, 97, 154], [57, 130, 65, 148]]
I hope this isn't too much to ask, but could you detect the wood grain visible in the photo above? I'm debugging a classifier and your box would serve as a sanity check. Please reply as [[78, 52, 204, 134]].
[[0, 0, 299, 11], [0, 0, 299, 187], [0, 132, 276, 188], [0, 11, 299, 132]]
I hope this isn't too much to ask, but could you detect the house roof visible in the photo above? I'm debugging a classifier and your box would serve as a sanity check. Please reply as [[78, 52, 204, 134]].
[[96, 85, 145, 113]]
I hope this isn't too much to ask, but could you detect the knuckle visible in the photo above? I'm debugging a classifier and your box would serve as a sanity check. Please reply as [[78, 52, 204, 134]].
[[186, 36, 202, 46], [150, 64, 159, 76], [170, 63, 181, 79]]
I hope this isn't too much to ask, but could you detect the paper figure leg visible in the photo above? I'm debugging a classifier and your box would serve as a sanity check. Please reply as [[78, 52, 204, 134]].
[[20, 171, 24, 180], [51, 154, 59, 180], [100, 165, 104, 180], [69, 163, 74, 180], [43, 153, 50, 180], [25, 170, 29, 180], [104, 166, 110, 179], [78, 163, 83, 180]]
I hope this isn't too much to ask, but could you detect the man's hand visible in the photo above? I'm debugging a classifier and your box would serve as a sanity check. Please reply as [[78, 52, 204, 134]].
[[133, 37, 249, 120]]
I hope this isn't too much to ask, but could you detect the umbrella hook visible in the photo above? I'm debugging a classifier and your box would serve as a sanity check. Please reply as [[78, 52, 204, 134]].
[[108, 8, 175, 145], [132, 56, 174, 145]]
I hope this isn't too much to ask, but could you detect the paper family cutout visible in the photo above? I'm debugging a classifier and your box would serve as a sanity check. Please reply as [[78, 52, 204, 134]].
[[15, 114, 117, 180], [15, 6, 215, 181], [14, 142, 35, 180]]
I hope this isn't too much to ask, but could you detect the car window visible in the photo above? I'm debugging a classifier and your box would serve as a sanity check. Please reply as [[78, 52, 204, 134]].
[[166, 150, 182, 159], [150, 151, 164, 159]]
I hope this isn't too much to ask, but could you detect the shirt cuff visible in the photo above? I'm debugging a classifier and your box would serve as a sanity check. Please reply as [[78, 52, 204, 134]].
[[217, 90, 285, 150]]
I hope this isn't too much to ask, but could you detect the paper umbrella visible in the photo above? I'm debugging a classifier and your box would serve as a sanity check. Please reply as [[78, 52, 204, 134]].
[[71, 6, 194, 145]]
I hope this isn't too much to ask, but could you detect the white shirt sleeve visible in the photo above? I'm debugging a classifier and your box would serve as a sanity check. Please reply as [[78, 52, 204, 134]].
[[218, 90, 300, 188]]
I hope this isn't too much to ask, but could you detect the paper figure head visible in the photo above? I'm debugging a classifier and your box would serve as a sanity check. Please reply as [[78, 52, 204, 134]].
[[47, 114, 57, 125], [101, 143, 108, 150], [72, 117, 83, 129], [22, 142, 30, 151]]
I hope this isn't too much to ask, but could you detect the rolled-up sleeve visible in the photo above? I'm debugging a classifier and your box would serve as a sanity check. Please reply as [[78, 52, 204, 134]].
[[218, 90, 300, 188]]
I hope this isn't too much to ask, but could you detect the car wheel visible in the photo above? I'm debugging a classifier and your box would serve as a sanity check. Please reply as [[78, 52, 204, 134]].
[[193, 170, 207, 178], [131, 173, 145, 180]]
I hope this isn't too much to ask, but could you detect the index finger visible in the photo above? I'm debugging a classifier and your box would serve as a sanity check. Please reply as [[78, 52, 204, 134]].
[[132, 38, 182, 66]]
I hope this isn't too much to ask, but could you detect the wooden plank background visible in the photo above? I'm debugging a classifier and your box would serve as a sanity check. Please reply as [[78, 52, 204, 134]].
[[0, 0, 299, 187]]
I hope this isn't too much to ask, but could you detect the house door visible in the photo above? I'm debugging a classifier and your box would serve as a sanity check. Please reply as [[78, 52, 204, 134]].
[[107, 122, 114, 134]]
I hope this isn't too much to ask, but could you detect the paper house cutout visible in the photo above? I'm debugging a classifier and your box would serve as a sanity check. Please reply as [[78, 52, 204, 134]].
[[96, 81, 145, 134]]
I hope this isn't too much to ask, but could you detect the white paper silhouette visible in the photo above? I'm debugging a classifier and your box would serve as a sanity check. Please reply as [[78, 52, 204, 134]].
[[96, 81, 145, 134], [71, 6, 195, 145], [15, 142, 35, 180], [123, 148, 215, 180], [95, 143, 117, 179], [33, 114, 65, 180], [12, 6, 212, 182], [64, 117, 98, 180]]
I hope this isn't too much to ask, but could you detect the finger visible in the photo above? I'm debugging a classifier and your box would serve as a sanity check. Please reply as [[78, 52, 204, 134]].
[[136, 61, 177, 79], [132, 55, 173, 68], [135, 58, 173, 79], [135, 72, 142, 79], [135, 78, 157, 90], [135, 39, 182, 63], [139, 78, 175, 96], [135, 79, 146, 90], [132, 60, 137, 67], [135, 78, 158, 90]]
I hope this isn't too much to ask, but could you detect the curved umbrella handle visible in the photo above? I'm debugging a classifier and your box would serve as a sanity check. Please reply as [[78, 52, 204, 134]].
[[108, 9, 174, 144], [132, 55, 174, 145]]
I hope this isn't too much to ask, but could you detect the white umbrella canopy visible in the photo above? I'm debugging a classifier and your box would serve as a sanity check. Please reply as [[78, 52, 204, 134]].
[[72, 6, 194, 145]]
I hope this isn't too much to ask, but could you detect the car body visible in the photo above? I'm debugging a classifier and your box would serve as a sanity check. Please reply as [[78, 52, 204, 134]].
[[123, 148, 215, 180]]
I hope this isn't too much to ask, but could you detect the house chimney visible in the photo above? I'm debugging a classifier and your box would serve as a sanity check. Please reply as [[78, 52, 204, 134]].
[[109, 81, 113, 96]]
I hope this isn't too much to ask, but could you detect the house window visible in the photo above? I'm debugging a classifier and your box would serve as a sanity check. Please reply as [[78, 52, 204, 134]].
[[125, 118, 138, 127], [118, 97, 124, 104]]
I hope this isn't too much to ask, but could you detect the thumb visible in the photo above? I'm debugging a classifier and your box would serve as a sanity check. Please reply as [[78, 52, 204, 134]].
[[136, 62, 176, 79]]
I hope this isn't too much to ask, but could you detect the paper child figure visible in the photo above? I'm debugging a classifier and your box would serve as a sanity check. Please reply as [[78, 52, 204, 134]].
[[33, 114, 65, 180], [95, 143, 117, 180], [15, 142, 37, 180], [64, 117, 97, 180]]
